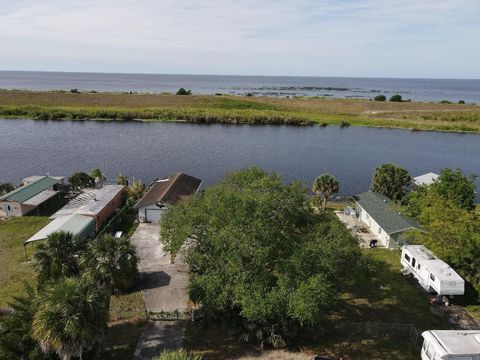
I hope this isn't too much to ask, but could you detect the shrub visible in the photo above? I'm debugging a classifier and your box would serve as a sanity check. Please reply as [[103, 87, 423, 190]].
[[389, 94, 403, 102], [340, 120, 351, 127], [373, 95, 386, 101], [70, 88, 80, 93], [440, 100, 451, 104], [154, 349, 202, 360], [459, 100, 466, 104], [176, 88, 192, 95]]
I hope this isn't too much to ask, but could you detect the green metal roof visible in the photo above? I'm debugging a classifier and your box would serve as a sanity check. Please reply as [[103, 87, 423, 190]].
[[0, 176, 59, 203], [26, 214, 96, 243], [353, 191, 423, 235]]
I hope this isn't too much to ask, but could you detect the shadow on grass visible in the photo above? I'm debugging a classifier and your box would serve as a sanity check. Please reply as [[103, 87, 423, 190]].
[[100, 319, 147, 360]]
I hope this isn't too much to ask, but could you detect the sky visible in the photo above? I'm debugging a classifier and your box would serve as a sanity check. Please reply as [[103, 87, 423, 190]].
[[0, 0, 479, 78]]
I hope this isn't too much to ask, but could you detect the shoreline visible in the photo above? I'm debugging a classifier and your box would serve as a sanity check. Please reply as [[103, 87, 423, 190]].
[[0, 90, 479, 133]]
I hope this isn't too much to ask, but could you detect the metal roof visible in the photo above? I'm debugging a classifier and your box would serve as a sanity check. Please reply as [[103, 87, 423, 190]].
[[51, 185, 124, 218], [353, 191, 423, 235], [413, 172, 439, 186], [22, 189, 58, 206], [25, 214, 95, 244], [0, 176, 59, 203]]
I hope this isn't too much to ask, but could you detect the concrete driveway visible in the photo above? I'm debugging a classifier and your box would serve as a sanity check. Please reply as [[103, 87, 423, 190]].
[[130, 223, 189, 313], [130, 222, 190, 359]]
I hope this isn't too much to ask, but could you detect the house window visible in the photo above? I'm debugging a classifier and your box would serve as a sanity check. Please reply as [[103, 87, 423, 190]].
[[404, 254, 411, 262], [430, 274, 436, 282], [378, 228, 382, 234], [7, 205, 11, 211]]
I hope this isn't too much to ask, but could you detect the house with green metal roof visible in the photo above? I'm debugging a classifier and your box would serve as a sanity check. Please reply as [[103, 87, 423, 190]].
[[0, 176, 63, 217], [353, 191, 424, 249]]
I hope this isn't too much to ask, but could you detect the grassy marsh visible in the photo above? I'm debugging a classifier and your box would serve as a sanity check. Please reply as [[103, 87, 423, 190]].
[[0, 90, 480, 132]]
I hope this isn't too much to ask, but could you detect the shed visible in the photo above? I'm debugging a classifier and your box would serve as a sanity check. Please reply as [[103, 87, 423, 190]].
[[134, 173, 201, 222], [353, 191, 424, 248], [0, 176, 62, 217]]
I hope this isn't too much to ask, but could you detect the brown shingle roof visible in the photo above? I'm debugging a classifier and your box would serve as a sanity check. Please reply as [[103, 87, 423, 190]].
[[134, 173, 201, 209]]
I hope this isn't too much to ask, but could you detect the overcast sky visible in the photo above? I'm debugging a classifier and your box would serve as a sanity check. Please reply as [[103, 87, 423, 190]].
[[1, 0, 479, 78]]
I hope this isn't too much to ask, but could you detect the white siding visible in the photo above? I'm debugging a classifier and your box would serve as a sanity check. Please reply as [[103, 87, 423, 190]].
[[138, 203, 166, 223], [357, 205, 396, 248]]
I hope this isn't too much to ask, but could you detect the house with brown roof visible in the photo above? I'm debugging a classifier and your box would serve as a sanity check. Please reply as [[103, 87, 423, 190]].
[[134, 173, 202, 222]]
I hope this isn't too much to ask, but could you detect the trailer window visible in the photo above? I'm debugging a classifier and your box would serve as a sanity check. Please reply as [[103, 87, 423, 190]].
[[412, 257, 416, 267], [404, 254, 410, 262], [430, 274, 435, 281]]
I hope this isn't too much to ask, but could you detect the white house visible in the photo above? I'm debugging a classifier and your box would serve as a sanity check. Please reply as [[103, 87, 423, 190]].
[[0, 175, 64, 217], [353, 191, 424, 248], [401, 245, 464, 296], [421, 330, 480, 360], [413, 172, 439, 187], [134, 173, 202, 223]]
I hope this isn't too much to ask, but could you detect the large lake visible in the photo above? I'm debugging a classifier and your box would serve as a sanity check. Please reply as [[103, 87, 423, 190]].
[[0, 119, 479, 196]]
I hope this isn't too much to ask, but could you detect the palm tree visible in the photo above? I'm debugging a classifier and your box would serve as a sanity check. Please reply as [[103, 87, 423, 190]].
[[32, 277, 108, 360], [115, 173, 129, 186], [312, 173, 340, 210], [126, 179, 147, 205], [80, 234, 138, 295], [33, 231, 85, 286], [90, 168, 106, 188]]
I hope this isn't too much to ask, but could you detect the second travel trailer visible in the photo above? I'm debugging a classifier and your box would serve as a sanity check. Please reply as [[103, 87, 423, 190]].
[[401, 245, 464, 296], [421, 330, 480, 360]]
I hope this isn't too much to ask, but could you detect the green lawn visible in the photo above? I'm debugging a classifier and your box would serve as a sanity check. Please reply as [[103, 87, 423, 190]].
[[0, 216, 51, 306]]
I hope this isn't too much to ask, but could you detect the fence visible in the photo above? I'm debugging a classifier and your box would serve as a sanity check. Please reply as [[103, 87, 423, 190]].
[[334, 322, 420, 344]]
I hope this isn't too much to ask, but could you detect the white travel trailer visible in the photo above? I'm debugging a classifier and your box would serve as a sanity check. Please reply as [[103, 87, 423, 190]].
[[401, 245, 464, 296], [421, 330, 480, 360]]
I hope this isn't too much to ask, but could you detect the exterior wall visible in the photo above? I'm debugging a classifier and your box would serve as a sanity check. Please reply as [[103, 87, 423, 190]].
[[356, 204, 398, 248], [93, 190, 124, 232], [138, 203, 166, 223], [0, 201, 36, 217]]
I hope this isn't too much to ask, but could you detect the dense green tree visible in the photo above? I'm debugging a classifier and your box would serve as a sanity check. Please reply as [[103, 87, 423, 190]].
[[389, 94, 403, 102], [371, 163, 412, 201], [90, 168, 106, 187], [430, 168, 477, 210], [312, 173, 340, 210], [0, 286, 54, 360], [176, 88, 192, 95], [80, 234, 138, 294], [373, 95, 386, 101], [68, 172, 95, 190], [0, 182, 14, 195], [160, 168, 360, 346], [32, 278, 108, 360], [33, 231, 86, 286]]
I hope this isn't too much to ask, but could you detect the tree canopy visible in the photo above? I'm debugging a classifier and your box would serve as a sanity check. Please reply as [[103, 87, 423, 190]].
[[160, 168, 360, 346], [68, 172, 95, 190], [0, 182, 14, 195], [429, 168, 477, 210], [371, 163, 412, 201]]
